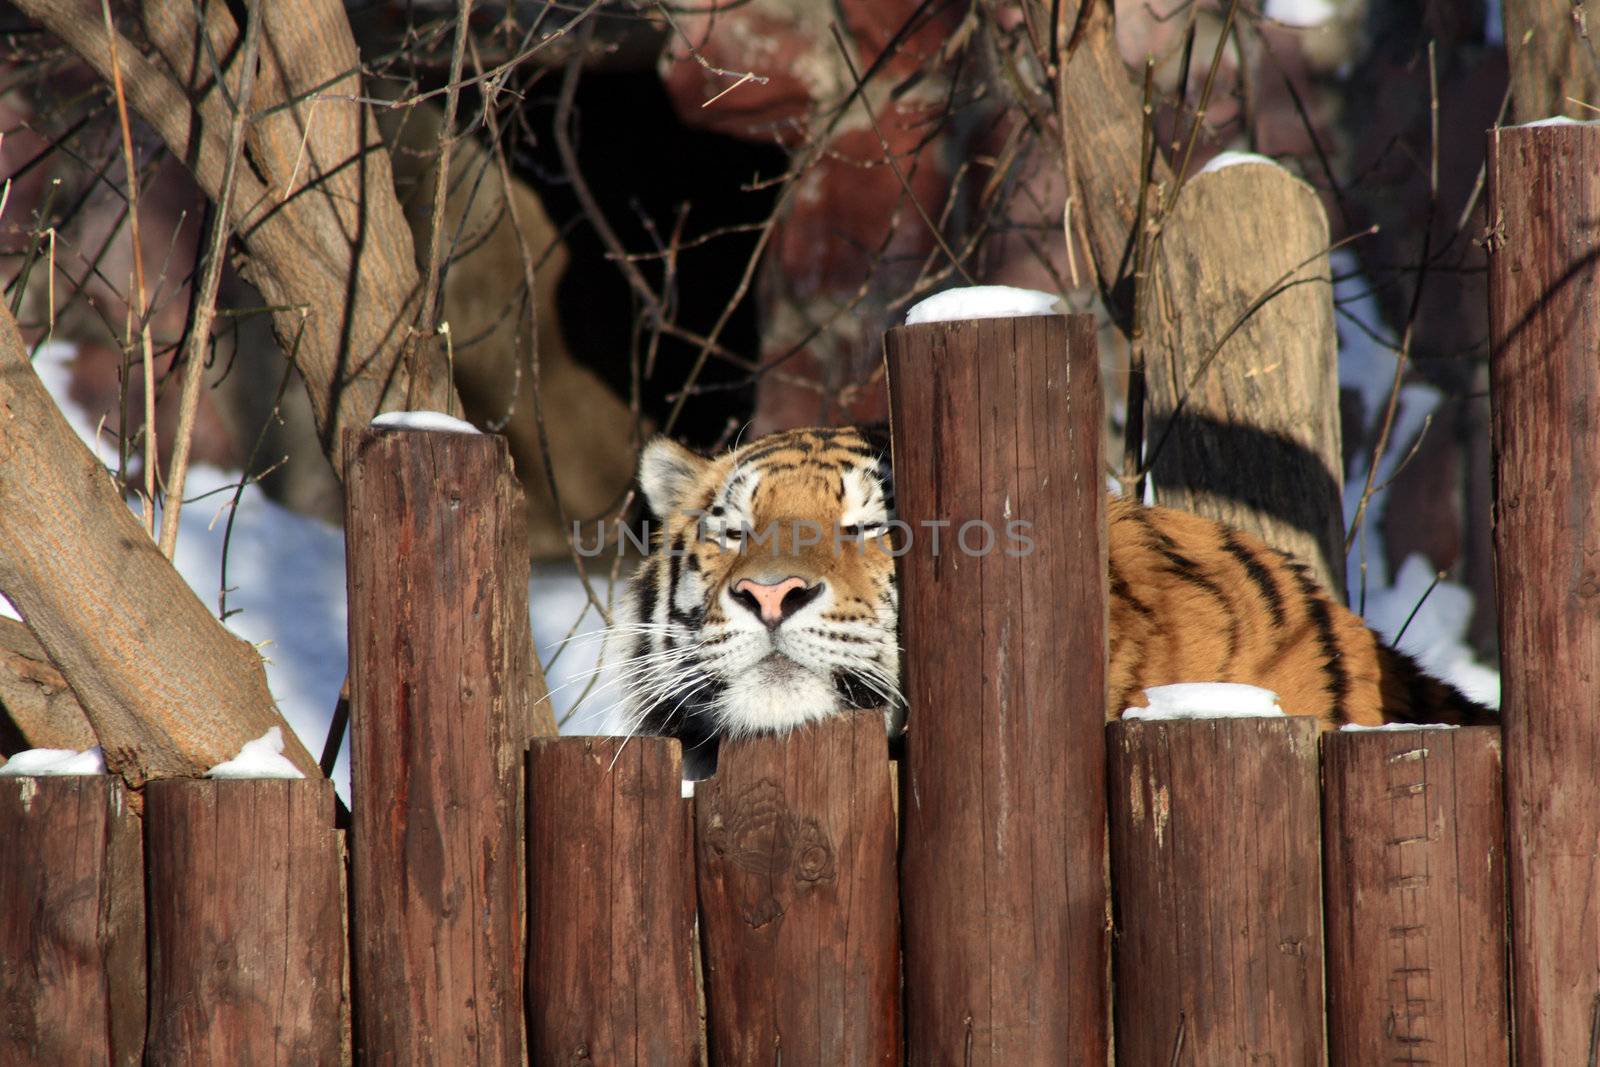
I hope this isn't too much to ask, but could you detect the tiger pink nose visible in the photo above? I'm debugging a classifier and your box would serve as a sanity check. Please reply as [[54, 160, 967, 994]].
[[732, 576, 822, 628]]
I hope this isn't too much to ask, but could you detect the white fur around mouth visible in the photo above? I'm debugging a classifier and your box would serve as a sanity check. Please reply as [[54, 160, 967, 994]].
[[714, 651, 840, 736]]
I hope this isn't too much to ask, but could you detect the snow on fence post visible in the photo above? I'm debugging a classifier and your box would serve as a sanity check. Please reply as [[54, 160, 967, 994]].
[[526, 737, 699, 1064], [1487, 118, 1600, 1065], [1321, 726, 1508, 1064], [1107, 717, 1324, 1064], [143, 779, 345, 1063], [694, 711, 900, 1065], [887, 313, 1109, 1063], [344, 426, 533, 1064], [0, 776, 144, 1064]]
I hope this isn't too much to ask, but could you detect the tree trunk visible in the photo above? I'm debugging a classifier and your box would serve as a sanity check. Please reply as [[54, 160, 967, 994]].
[[13, 0, 458, 464], [1057, 0, 1173, 316], [0, 618, 95, 751], [0, 303, 318, 783]]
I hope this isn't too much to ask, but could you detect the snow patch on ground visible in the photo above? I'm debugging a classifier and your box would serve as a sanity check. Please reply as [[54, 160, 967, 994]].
[[1122, 682, 1285, 720], [10, 342, 626, 804], [1264, 0, 1337, 28], [1332, 257, 1500, 709], [1357, 555, 1502, 707], [206, 726, 305, 779], [1199, 151, 1283, 174], [370, 410, 481, 434], [531, 562, 631, 738], [905, 286, 1063, 325], [1485, 0, 1503, 45], [0, 746, 106, 776]]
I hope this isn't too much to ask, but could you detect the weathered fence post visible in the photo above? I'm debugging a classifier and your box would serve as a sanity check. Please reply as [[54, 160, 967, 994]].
[[1488, 119, 1600, 1065], [887, 314, 1108, 1063], [695, 712, 900, 1065], [1145, 159, 1346, 596], [1108, 717, 1324, 1065], [345, 427, 532, 1063], [526, 737, 700, 1065], [144, 779, 345, 1063], [0, 776, 144, 1065], [1322, 726, 1508, 1064]]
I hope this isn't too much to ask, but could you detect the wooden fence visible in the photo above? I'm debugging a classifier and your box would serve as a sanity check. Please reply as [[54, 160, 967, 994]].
[[1, 124, 1597, 1066]]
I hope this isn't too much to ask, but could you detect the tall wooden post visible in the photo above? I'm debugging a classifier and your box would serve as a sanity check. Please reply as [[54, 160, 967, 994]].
[[1108, 717, 1325, 1066], [526, 737, 700, 1065], [695, 713, 900, 1065], [345, 427, 533, 1064], [0, 777, 144, 1065], [1145, 160, 1346, 596], [1322, 727, 1508, 1064], [144, 779, 345, 1063], [1488, 120, 1600, 1064], [887, 314, 1108, 1063]]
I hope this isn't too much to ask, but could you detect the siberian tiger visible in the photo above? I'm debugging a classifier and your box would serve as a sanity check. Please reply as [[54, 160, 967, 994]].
[[610, 426, 1494, 776]]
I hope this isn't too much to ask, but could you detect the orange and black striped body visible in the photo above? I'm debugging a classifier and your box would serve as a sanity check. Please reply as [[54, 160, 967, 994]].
[[1108, 496, 1494, 727], [610, 426, 1495, 765]]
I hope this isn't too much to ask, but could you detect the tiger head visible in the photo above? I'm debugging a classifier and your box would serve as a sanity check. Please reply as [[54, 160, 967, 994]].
[[610, 426, 901, 775]]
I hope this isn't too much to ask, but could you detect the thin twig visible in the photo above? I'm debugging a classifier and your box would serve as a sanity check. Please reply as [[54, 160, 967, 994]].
[[829, 23, 975, 285], [1345, 41, 1440, 565], [160, 1, 261, 559], [413, 0, 476, 413], [475, 35, 612, 624], [101, 0, 157, 536], [1165, 0, 1242, 215], [1142, 226, 1378, 477], [1394, 569, 1445, 645]]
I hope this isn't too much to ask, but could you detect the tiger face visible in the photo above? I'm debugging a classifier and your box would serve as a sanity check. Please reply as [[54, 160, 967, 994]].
[[610, 427, 901, 774]]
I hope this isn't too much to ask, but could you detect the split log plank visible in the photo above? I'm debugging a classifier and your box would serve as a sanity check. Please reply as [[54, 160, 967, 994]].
[[0, 776, 144, 1065], [1487, 119, 1600, 1065], [887, 314, 1109, 1064], [346, 428, 533, 1064], [143, 779, 344, 1064], [1108, 717, 1325, 1066], [1322, 726, 1508, 1064], [526, 736, 700, 1065], [695, 712, 900, 1066]]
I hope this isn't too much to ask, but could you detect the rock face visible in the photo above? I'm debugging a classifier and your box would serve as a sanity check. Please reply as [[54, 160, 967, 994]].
[[659, 0, 970, 432]]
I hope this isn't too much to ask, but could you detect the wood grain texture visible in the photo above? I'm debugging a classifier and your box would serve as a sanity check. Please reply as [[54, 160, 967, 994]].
[[0, 617, 94, 751], [695, 712, 899, 1066], [346, 428, 532, 1064], [0, 303, 317, 784], [1108, 718, 1324, 1066], [0, 776, 144, 1066], [526, 737, 699, 1065], [887, 314, 1108, 1064], [1322, 727, 1508, 1065], [1501, 0, 1600, 123], [1145, 160, 1346, 596], [143, 779, 344, 1064], [1487, 121, 1600, 1066], [1057, 0, 1172, 315]]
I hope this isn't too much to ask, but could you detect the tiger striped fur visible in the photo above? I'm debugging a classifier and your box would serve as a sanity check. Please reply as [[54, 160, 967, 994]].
[[611, 426, 1494, 774]]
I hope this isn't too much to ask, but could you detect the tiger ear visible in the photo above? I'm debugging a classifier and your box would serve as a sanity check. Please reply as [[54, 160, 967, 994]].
[[854, 422, 895, 511], [637, 436, 710, 517], [855, 421, 892, 459]]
